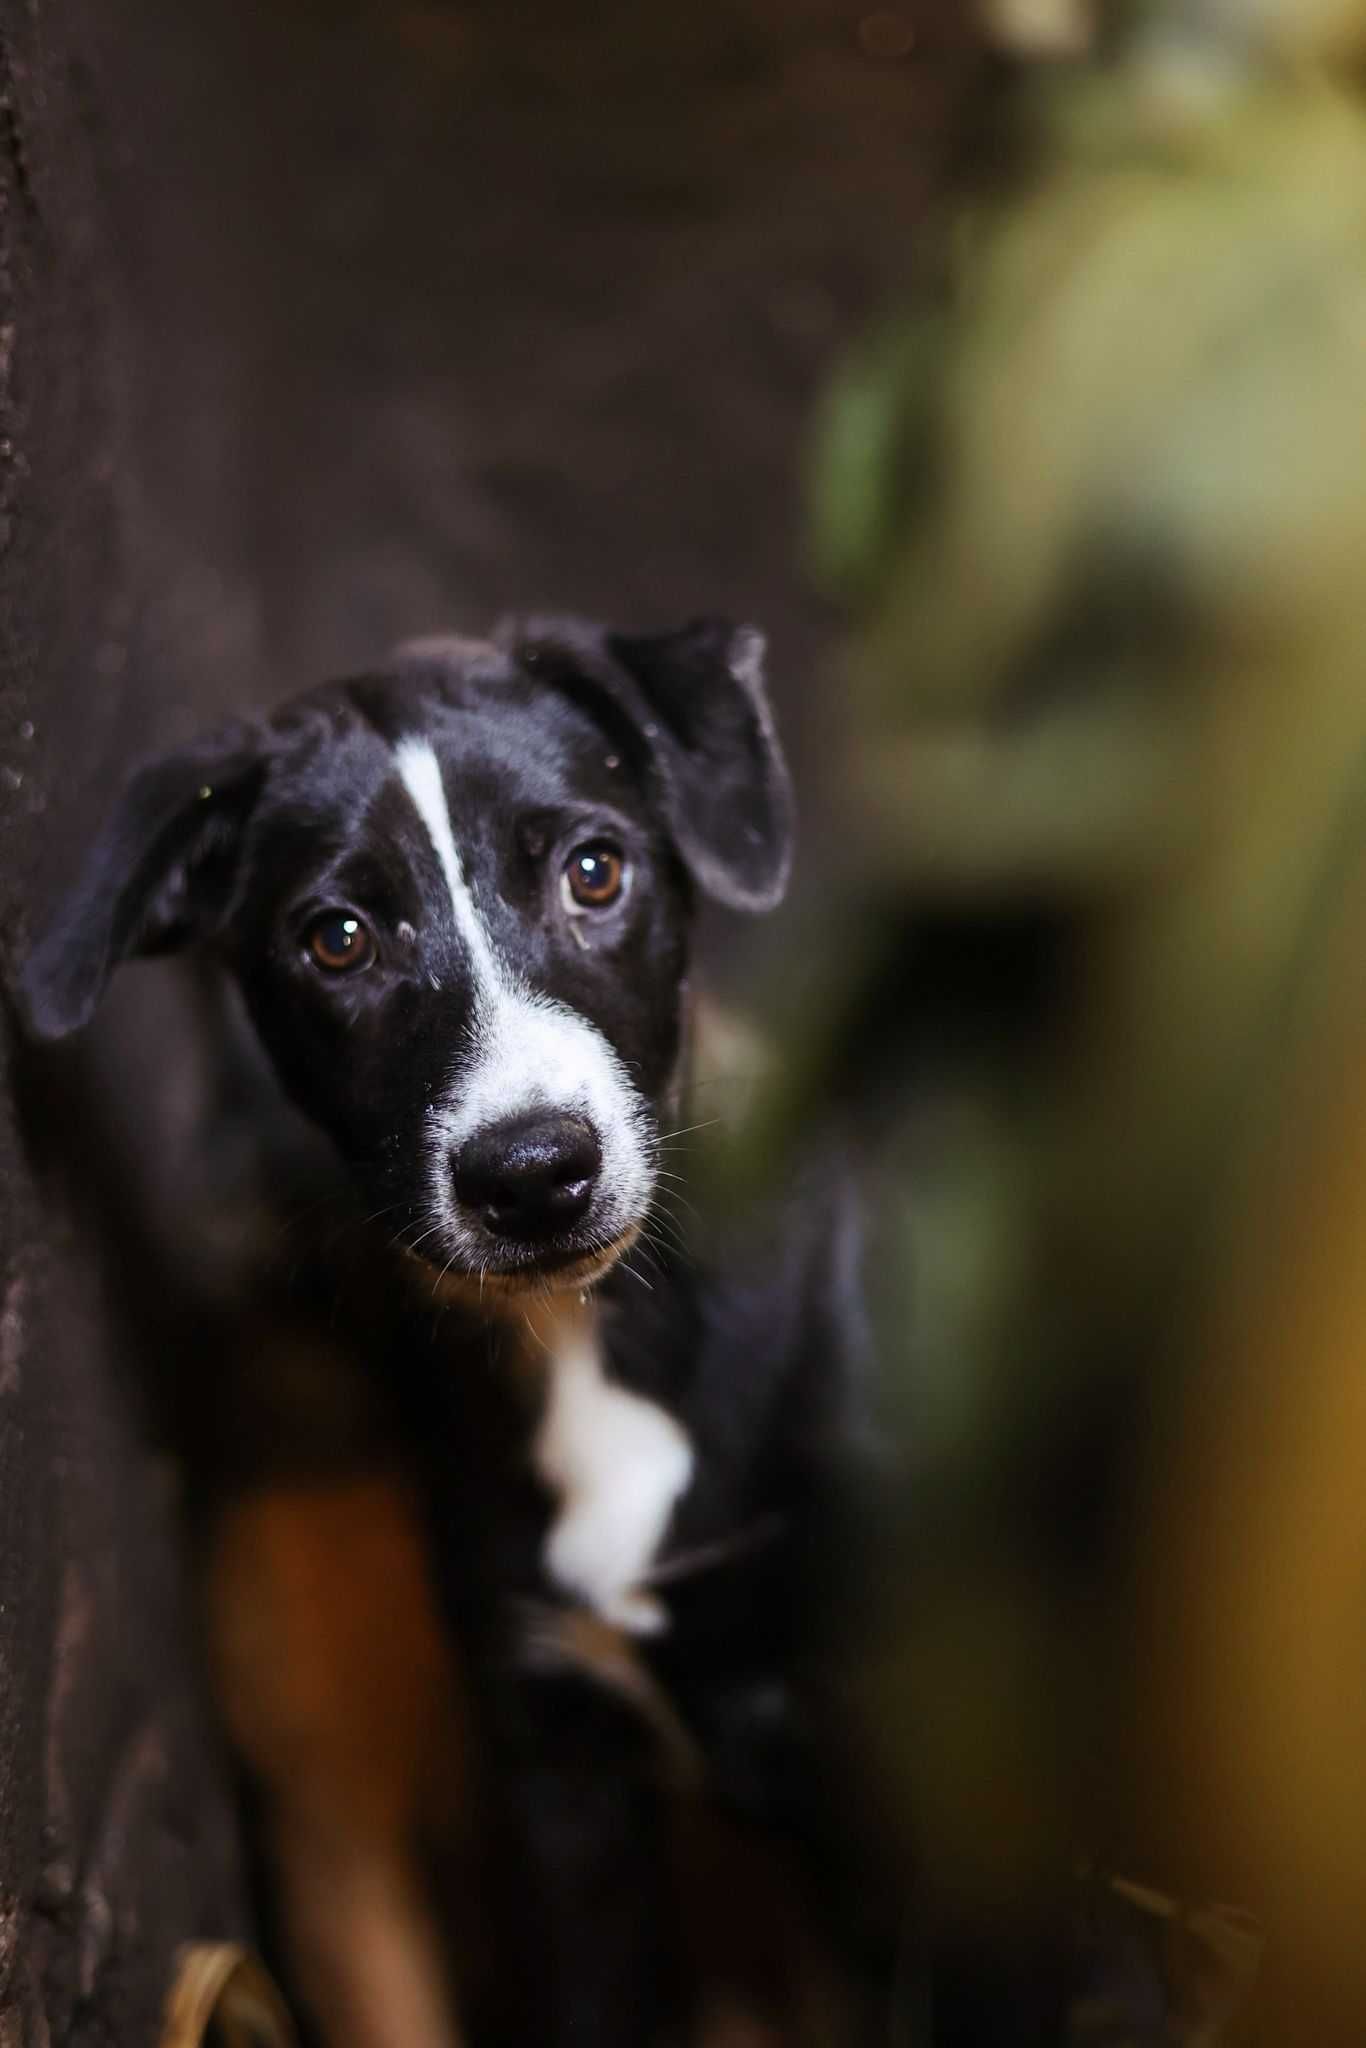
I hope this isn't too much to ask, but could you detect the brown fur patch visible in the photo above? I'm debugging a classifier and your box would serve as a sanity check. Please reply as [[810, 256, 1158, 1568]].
[[205, 1475, 472, 2048]]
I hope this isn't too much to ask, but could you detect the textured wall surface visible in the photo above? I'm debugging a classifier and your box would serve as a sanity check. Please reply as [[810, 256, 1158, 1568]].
[[0, 4, 252, 2043], [0, 3, 968, 2037]]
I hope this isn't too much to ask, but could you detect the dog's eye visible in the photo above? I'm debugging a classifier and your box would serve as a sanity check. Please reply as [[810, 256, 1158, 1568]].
[[305, 912, 377, 974], [562, 841, 627, 912]]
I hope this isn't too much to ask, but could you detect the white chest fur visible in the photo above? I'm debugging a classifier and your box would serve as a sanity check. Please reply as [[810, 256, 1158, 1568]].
[[526, 1295, 694, 1636]]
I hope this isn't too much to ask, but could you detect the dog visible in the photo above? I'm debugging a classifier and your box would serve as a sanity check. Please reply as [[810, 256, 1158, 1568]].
[[18, 617, 882, 2046]]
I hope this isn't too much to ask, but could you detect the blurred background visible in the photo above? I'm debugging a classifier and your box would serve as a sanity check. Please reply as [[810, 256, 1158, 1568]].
[[10, 0, 1366, 2041]]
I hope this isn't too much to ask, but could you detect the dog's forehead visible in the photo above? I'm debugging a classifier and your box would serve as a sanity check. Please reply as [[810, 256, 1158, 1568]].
[[263, 656, 635, 823]]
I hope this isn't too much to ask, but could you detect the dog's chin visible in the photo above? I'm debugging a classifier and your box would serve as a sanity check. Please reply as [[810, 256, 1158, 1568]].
[[407, 1221, 642, 1310]]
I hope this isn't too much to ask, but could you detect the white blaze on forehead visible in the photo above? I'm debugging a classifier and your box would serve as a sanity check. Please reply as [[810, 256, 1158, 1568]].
[[392, 736, 500, 990]]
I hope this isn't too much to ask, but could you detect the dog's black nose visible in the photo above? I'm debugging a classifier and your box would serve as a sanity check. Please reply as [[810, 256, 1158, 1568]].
[[452, 1112, 602, 1241]]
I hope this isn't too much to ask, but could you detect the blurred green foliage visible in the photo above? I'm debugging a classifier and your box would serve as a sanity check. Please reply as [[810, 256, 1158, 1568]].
[[792, 7, 1366, 2037]]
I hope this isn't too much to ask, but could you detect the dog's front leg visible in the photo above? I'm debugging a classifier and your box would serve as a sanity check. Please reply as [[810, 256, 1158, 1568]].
[[206, 1477, 471, 2048], [479, 1667, 681, 2048], [267, 1807, 464, 2048]]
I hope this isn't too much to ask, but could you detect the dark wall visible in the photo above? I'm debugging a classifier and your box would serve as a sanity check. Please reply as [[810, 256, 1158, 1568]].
[[0, 5, 251, 2042], [0, 3, 971, 2036], [99, 0, 978, 982]]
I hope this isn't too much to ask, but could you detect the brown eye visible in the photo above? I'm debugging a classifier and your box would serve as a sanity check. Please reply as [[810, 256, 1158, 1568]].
[[305, 912, 376, 973], [562, 841, 626, 912]]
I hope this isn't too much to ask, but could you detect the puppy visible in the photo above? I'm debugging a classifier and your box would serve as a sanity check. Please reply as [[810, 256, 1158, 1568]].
[[19, 619, 877, 2046]]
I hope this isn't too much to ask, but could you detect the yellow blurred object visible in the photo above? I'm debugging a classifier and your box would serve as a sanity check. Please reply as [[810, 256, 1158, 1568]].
[[1156, 857, 1366, 2042], [160, 1944, 297, 2048], [982, 0, 1095, 58]]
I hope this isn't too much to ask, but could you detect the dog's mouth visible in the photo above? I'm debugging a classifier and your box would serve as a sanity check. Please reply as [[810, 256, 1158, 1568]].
[[404, 1222, 643, 1306]]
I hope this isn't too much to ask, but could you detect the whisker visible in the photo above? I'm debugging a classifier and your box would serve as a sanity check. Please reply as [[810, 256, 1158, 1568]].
[[651, 1187, 696, 1228], [651, 1184, 699, 1224], [680, 1073, 765, 1091], [653, 1117, 721, 1145], [628, 1227, 668, 1271], [398, 1215, 448, 1257], [641, 1215, 687, 1261]]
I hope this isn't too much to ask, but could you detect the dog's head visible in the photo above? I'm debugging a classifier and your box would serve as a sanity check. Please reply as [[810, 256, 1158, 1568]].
[[19, 618, 792, 1296]]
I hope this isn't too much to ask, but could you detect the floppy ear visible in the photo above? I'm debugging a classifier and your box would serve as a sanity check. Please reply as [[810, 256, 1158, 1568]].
[[506, 616, 795, 912], [17, 722, 269, 1041]]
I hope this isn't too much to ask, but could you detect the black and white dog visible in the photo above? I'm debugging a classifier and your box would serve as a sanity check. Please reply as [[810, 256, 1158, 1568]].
[[19, 617, 878, 2046]]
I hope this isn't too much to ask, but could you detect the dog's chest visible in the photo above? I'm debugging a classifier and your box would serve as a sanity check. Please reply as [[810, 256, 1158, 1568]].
[[522, 1295, 693, 1636]]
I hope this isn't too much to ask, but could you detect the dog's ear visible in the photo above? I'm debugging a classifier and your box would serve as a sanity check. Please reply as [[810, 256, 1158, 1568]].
[[506, 616, 794, 912], [17, 723, 269, 1041]]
